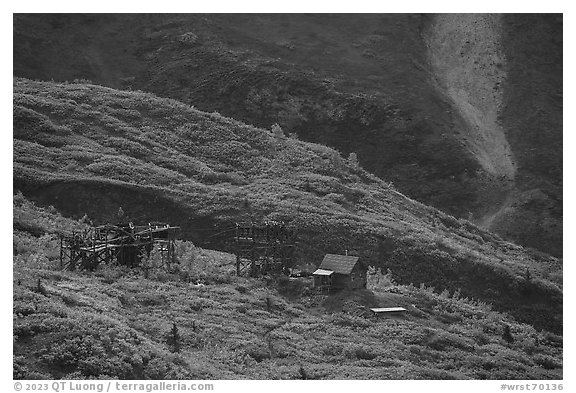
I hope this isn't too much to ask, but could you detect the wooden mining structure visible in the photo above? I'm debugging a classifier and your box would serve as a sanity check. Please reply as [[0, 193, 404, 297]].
[[234, 222, 297, 277], [60, 223, 179, 271]]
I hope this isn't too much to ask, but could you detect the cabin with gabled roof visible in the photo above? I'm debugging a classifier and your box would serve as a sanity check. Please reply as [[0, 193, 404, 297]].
[[313, 254, 367, 290]]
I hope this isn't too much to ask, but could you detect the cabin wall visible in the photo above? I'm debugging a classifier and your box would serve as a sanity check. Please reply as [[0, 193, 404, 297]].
[[314, 274, 332, 288], [332, 273, 350, 289], [314, 271, 366, 290], [350, 265, 367, 289]]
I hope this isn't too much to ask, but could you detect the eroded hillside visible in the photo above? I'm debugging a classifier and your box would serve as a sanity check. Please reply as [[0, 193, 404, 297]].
[[425, 13, 562, 256], [427, 14, 515, 180]]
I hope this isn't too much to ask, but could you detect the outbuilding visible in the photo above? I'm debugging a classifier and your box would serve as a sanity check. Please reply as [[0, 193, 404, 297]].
[[313, 254, 367, 290]]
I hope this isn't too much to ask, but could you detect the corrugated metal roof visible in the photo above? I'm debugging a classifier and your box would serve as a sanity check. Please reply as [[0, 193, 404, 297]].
[[370, 307, 407, 313], [318, 254, 360, 275], [313, 269, 334, 276]]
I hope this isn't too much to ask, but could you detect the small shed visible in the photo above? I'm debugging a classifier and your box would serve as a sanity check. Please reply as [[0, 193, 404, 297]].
[[370, 307, 407, 315], [313, 254, 367, 290]]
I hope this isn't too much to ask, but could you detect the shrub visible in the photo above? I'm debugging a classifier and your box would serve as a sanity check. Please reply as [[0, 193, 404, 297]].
[[244, 343, 270, 362], [471, 329, 490, 346], [72, 78, 93, 84], [276, 276, 309, 299], [96, 265, 128, 284], [439, 214, 461, 229], [142, 355, 195, 379], [324, 193, 347, 205], [344, 344, 377, 360], [188, 301, 203, 312], [331, 313, 371, 329], [322, 342, 344, 356], [542, 331, 563, 347], [354, 347, 377, 360], [177, 32, 198, 44], [367, 267, 396, 290], [150, 270, 175, 283], [13, 356, 50, 380], [236, 305, 247, 314], [426, 332, 474, 352], [533, 354, 561, 370], [135, 292, 166, 306]]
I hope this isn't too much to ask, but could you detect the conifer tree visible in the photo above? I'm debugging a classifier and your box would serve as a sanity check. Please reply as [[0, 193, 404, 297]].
[[348, 152, 359, 167], [502, 324, 514, 343], [167, 322, 181, 352]]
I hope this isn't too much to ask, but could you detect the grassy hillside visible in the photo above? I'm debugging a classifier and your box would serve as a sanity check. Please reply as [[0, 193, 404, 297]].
[[13, 78, 562, 335], [13, 196, 562, 379], [13, 14, 562, 257]]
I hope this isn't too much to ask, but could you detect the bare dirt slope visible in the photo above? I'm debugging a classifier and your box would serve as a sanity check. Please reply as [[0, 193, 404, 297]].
[[427, 14, 516, 180], [425, 14, 517, 244]]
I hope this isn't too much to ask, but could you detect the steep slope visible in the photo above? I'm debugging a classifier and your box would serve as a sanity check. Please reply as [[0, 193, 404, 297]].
[[426, 14, 516, 179], [13, 13, 562, 256], [10, 14, 510, 245], [424, 13, 562, 257], [13, 197, 563, 379], [13, 78, 562, 333]]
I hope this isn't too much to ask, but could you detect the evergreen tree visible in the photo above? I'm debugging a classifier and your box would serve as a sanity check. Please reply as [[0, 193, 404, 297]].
[[271, 123, 285, 139], [167, 322, 181, 352], [299, 365, 308, 380], [502, 324, 514, 343], [36, 278, 47, 296], [117, 207, 125, 221], [348, 152, 359, 167]]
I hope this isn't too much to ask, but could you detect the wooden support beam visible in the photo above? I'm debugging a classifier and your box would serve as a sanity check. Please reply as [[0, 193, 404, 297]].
[[60, 223, 180, 272]]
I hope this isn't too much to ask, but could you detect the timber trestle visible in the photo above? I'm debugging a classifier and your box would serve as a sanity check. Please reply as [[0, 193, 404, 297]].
[[234, 222, 297, 277], [60, 222, 179, 271]]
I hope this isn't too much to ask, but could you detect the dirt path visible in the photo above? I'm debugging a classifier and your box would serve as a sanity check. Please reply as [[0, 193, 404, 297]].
[[476, 189, 515, 229], [426, 14, 516, 180]]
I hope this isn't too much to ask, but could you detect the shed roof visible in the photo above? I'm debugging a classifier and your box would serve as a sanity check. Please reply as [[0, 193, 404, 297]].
[[370, 307, 407, 313], [318, 254, 360, 275], [313, 269, 334, 276]]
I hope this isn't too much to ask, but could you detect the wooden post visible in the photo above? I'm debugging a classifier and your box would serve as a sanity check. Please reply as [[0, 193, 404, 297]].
[[104, 230, 108, 265], [91, 232, 96, 270], [167, 232, 173, 266], [59, 235, 63, 270]]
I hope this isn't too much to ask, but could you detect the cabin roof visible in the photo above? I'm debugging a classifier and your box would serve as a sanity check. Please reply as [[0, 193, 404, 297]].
[[318, 254, 360, 275]]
